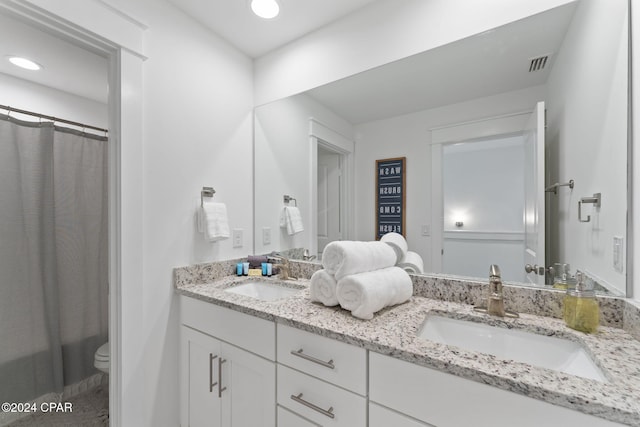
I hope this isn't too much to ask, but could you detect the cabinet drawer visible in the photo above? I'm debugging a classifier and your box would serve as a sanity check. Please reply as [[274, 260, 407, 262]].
[[369, 352, 624, 427], [277, 365, 366, 427], [369, 403, 433, 427], [277, 324, 366, 395], [277, 405, 318, 427], [181, 296, 275, 360]]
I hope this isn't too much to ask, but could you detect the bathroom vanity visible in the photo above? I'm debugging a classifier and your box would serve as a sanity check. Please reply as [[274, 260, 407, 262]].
[[175, 261, 640, 427]]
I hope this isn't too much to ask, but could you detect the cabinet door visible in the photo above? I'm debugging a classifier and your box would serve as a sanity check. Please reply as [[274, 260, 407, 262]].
[[181, 326, 222, 427], [220, 342, 276, 427]]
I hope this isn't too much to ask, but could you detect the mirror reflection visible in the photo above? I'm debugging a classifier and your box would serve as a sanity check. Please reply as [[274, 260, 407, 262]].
[[253, 0, 629, 296]]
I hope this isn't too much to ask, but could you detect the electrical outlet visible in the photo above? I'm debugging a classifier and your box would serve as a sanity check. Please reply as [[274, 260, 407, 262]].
[[263, 227, 271, 245], [613, 236, 624, 272], [233, 229, 243, 248]]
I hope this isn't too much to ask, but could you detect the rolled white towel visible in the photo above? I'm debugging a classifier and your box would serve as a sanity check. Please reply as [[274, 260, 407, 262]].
[[309, 269, 339, 306], [322, 241, 397, 280], [380, 232, 408, 264], [398, 251, 424, 274], [336, 267, 413, 320]]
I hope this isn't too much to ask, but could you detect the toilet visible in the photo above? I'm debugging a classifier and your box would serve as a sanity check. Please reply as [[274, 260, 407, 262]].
[[94, 342, 110, 374]]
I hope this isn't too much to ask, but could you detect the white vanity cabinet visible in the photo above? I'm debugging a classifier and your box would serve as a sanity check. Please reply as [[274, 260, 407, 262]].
[[369, 352, 625, 427], [180, 297, 276, 427], [276, 324, 367, 427]]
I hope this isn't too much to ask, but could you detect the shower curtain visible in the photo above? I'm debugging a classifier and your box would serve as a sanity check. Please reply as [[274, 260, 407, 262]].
[[0, 114, 108, 403]]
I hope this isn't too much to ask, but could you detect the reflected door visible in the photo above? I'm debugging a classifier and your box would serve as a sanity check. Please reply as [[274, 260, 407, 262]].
[[523, 101, 546, 285], [317, 148, 342, 256]]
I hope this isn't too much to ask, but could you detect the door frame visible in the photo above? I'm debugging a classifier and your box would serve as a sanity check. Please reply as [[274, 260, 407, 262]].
[[0, 2, 146, 425], [309, 118, 354, 256], [429, 111, 533, 273]]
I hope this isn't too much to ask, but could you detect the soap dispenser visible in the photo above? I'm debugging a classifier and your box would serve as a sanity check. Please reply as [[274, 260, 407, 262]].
[[563, 272, 599, 333]]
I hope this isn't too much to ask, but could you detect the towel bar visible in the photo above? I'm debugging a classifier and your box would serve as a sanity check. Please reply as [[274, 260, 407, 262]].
[[283, 194, 297, 206], [201, 187, 216, 206]]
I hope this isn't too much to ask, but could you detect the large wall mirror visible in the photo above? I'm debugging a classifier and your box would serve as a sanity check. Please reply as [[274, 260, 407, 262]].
[[254, 0, 630, 296]]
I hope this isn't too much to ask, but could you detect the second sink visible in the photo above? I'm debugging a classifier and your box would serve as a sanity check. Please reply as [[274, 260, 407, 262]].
[[418, 315, 607, 382]]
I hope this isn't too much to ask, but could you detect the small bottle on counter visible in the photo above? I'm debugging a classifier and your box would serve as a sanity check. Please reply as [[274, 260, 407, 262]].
[[236, 263, 243, 276], [563, 272, 599, 333]]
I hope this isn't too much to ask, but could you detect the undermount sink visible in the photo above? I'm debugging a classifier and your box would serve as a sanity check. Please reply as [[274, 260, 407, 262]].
[[418, 315, 607, 382], [224, 280, 303, 302]]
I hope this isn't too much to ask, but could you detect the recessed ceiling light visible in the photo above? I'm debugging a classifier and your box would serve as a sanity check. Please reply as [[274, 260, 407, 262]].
[[251, 0, 280, 19], [7, 56, 42, 71]]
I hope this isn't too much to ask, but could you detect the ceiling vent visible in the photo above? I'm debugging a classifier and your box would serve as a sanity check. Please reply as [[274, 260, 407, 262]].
[[528, 54, 550, 72]]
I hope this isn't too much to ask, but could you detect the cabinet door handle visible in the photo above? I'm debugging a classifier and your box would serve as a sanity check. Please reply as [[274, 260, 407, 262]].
[[209, 354, 218, 393], [290, 393, 335, 419], [290, 349, 335, 369], [218, 358, 227, 398]]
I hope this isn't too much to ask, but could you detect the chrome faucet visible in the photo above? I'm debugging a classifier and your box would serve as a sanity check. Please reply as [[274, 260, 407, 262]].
[[474, 264, 519, 318], [268, 254, 297, 280]]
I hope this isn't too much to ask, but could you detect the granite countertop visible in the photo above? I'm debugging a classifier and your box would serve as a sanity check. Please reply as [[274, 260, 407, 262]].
[[176, 275, 640, 426]]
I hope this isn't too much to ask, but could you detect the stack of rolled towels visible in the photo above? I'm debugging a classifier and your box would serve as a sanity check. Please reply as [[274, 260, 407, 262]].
[[310, 233, 423, 320]]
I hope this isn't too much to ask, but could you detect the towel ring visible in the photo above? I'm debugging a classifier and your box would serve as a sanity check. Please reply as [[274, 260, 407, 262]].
[[201, 187, 216, 206], [283, 195, 297, 206]]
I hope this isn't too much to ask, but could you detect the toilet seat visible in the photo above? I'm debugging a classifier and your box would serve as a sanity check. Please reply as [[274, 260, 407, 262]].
[[94, 342, 110, 374]]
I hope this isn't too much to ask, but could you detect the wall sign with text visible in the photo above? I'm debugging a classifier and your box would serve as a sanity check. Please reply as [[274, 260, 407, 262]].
[[375, 157, 406, 239]]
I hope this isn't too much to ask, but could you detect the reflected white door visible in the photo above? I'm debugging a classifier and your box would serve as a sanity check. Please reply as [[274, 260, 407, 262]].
[[523, 101, 546, 285], [317, 149, 342, 256]]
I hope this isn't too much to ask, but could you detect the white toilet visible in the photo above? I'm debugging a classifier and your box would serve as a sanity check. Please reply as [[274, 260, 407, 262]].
[[94, 342, 110, 374]]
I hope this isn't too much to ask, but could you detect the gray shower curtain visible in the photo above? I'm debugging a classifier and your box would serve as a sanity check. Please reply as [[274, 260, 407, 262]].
[[0, 114, 108, 403]]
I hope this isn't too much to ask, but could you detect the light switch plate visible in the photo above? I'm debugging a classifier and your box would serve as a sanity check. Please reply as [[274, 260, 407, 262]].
[[263, 227, 271, 245], [421, 225, 430, 236], [233, 229, 243, 248]]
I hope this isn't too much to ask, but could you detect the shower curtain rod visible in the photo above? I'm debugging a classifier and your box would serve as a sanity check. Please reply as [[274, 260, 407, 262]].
[[0, 104, 108, 133]]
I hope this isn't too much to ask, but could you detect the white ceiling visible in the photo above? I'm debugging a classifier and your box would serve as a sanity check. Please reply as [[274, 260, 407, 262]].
[[166, 0, 379, 58], [306, 3, 577, 124], [0, 12, 108, 104]]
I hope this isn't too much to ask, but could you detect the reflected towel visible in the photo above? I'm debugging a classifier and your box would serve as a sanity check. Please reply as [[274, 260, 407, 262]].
[[309, 269, 339, 306], [322, 240, 397, 280], [336, 267, 413, 320], [398, 251, 424, 274], [280, 206, 304, 235], [200, 202, 230, 242], [380, 232, 408, 264]]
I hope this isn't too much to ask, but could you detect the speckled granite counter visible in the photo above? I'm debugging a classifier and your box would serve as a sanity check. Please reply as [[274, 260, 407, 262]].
[[175, 268, 640, 426]]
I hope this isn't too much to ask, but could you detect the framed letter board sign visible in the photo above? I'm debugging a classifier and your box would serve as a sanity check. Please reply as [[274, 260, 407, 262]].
[[376, 157, 406, 239]]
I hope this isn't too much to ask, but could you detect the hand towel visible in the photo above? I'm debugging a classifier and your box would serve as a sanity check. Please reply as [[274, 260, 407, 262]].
[[309, 269, 339, 306], [280, 206, 304, 235], [321, 240, 397, 280], [336, 267, 413, 320], [380, 232, 408, 264], [200, 202, 230, 242], [398, 251, 424, 274]]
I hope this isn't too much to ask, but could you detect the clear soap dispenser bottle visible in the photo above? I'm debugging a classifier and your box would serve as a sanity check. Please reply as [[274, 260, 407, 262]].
[[563, 272, 599, 333]]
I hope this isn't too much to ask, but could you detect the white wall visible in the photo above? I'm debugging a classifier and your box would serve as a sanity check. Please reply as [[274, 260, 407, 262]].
[[353, 85, 545, 272], [254, 93, 354, 255], [136, 2, 253, 426], [0, 73, 107, 130], [254, 0, 575, 105], [634, 0, 640, 301], [545, 0, 628, 294]]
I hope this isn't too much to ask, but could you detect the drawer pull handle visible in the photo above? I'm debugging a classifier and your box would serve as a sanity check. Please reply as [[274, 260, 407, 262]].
[[218, 358, 227, 397], [291, 349, 335, 369], [209, 354, 218, 392], [290, 393, 335, 419]]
